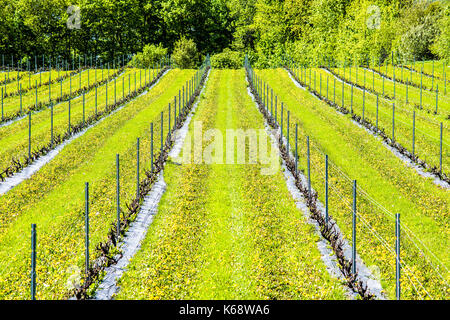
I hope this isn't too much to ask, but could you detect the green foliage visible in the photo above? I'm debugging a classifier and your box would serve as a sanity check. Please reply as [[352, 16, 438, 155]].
[[129, 44, 168, 68], [431, 3, 450, 60], [172, 37, 199, 69], [210, 49, 243, 68]]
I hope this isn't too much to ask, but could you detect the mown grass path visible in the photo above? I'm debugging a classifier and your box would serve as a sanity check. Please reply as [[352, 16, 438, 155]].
[[116, 69, 346, 300]]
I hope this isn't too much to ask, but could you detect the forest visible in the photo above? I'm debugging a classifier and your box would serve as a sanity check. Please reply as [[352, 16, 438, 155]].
[[0, 0, 448, 67]]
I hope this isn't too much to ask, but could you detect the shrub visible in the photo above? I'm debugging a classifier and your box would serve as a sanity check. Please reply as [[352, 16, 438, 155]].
[[211, 49, 243, 69], [129, 43, 168, 68], [172, 37, 199, 69]]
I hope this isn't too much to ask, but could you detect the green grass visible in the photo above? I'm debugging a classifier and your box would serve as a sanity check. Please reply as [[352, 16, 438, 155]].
[[0, 68, 163, 179], [0, 69, 195, 299], [255, 68, 449, 299], [116, 69, 346, 300], [295, 67, 449, 175], [400, 60, 448, 82], [328, 66, 449, 120], [0, 67, 132, 120], [367, 62, 448, 96]]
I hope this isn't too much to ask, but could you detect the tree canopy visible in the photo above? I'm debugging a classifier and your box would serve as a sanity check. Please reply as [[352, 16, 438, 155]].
[[0, 0, 447, 67]]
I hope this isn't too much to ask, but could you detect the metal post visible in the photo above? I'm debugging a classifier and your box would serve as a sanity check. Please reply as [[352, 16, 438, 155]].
[[325, 154, 329, 224], [51, 103, 54, 147], [352, 180, 357, 275], [295, 124, 298, 174], [68, 98, 71, 134], [440, 123, 443, 175], [161, 112, 164, 155], [28, 112, 31, 158], [412, 111, 415, 159], [307, 136, 311, 197], [116, 154, 120, 239], [396, 213, 401, 300], [287, 111, 290, 154], [85, 182, 89, 276], [137, 138, 140, 198], [31, 223, 36, 300], [83, 92, 85, 126], [376, 95, 379, 133], [392, 103, 395, 143], [151, 123, 154, 172]]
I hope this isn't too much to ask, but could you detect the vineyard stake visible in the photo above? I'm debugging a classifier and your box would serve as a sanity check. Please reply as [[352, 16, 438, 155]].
[[151, 123, 154, 172], [307, 136, 311, 197], [287, 110, 290, 154], [137, 138, 140, 198], [1, 88, 3, 121], [333, 78, 336, 104], [351, 85, 353, 113], [352, 180, 356, 275], [68, 98, 71, 134], [83, 92, 85, 126], [376, 95, 379, 133], [168, 103, 171, 139], [31, 223, 36, 300], [327, 76, 329, 100], [35, 82, 38, 108], [114, 78, 117, 105], [271, 88, 273, 117], [275, 96, 278, 124], [95, 86, 98, 115], [396, 213, 401, 300], [28, 112, 31, 158], [106, 81, 108, 109], [325, 154, 329, 224], [116, 154, 120, 239], [174, 96, 177, 129], [341, 80, 344, 108], [281, 103, 284, 140], [440, 123, 443, 175], [85, 182, 89, 276], [160, 111, 164, 155], [295, 123, 298, 174], [20, 84, 22, 113], [412, 111, 415, 159], [392, 103, 395, 143], [362, 89, 365, 121], [51, 104, 54, 147], [420, 68, 423, 108]]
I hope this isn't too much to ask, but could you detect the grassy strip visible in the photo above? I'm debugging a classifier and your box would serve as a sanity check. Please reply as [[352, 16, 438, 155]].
[[289, 66, 449, 182], [254, 68, 449, 299], [326, 66, 449, 119], [0, 68, 166, 181], [0, 68, 197, 299], [0, 66, 168, 183], [399, 60, 448, 82], [1, 67, 86, 98], [364, 64, 446, 95], [116, 69, 345, 300], [0, 71, 29, 86], [0, 67, 131, 124]]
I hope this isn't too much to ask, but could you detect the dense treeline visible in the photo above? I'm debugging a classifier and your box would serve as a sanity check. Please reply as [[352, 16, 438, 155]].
[[0, 0, 447, 67]]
